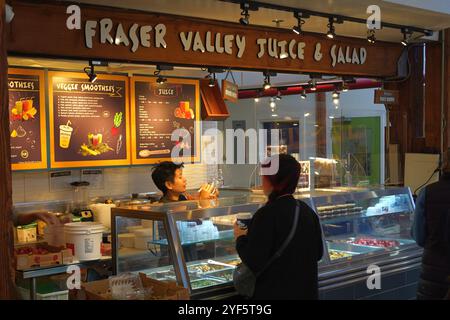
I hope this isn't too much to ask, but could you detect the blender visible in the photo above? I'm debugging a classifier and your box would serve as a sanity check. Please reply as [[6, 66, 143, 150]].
[[70, 181, 94, 221]]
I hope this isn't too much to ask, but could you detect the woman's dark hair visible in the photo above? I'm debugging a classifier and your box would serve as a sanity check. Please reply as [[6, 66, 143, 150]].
[[261, 154, 300, 203], [151, 161, 184, 195]]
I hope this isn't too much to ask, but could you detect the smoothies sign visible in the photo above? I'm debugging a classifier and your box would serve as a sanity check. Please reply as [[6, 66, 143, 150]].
[[8, 68, 47, 170], [49, 72, 131, 168], [131, 77, 200, 164]]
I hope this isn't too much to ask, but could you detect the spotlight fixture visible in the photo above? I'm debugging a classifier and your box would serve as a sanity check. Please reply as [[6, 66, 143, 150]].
[[154, 70, 167, 85], [292, 12, 308, 35], [367, 29, 376, 44], [332, 90, 340, 99], [154, 65, 173, 85], [300, 89, 307, 100], [84, 61, 97, 83], [239, 2, 252, 25], [401, 28, 412, 46], [308, 79, 317, 91], [275, 91, 282, 100], [207, 73, 216, 87], [270, 97, 276, 109], [342, 83, 349, 92], [263, 74, 271, 90], [326, 17, 336, 39], [333, 93, 340, 105]]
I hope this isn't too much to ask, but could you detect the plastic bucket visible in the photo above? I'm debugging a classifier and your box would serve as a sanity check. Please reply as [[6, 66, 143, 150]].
[[64, 222, 104, 261], [89, 203, 116, 229]]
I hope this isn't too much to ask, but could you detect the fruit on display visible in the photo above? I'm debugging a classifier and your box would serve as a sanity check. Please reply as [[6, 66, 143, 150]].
[[352, 237, 400, 248]]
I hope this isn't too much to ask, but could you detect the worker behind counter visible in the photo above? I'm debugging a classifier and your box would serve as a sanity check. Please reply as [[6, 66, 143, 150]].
[[151, 161, 219, 264]]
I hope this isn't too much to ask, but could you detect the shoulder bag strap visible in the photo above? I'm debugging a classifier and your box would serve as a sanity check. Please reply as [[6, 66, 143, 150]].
[[255, 201, 300, 277]]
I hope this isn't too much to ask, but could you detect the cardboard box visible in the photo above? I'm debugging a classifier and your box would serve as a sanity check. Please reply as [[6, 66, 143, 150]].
[[15, 244, 74, 270], [16, 224, 37, 243], [82, 273, 190, 300]]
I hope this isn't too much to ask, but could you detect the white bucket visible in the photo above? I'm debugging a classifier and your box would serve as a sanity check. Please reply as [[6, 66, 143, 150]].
[[89, 203, 116, 229], [64, 222, 104, 261]]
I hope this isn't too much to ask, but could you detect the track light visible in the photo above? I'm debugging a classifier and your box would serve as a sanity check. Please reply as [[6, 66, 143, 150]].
[[342, 83, 349, 92], [207, 73, 216, 87], [292, 12, 307, 35], [333, 91, 340, 105], [401, 28, 412, 46], [332, 90, 340, 99], [300, 89, 307, 100], [263, 74, 271, 90], [309, 79, 317, 91], [367, 29, 376, 44], [270, 97, 276, 109], [239, 3, 251, 25], [275, 91, 282, 100], [84, 62, 97, 83], [154, 70, 167, 85], [154, 65, 173, 85], [327, 17, 336, 39]]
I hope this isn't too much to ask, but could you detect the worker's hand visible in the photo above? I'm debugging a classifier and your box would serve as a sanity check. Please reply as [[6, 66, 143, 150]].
[[233, 221, 247, 240], [199, 183, 218, 200], [32, 212, 61, 225]]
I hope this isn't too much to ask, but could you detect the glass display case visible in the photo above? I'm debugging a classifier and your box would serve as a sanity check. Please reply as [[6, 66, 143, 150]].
[[111, 187, 419, 299], [309, 187, 416, 265]]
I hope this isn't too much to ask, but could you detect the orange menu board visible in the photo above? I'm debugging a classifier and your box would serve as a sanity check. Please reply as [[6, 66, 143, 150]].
[[8, 68, 47, 170], [49, 72, 130, 168], [131, 77, 200, 164]]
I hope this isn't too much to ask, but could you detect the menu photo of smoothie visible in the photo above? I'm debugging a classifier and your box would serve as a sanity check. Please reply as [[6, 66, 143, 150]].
[[9, 98, 39, 161], [57, 113, 123, 158]]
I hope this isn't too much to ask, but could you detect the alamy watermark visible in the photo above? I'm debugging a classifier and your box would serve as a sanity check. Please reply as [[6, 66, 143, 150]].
[[171, 128, 281, 175]]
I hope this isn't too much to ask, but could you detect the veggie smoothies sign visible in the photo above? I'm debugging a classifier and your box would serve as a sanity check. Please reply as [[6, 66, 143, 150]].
[[8, 68, 47, 170], [49, 72, 130, 168], [131, 77, 200, 164]]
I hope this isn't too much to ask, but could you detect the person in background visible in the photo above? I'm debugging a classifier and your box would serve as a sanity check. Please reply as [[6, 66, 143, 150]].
[[412, 150, 450, 300], [151, 161, 218, 263], [234, 154, 324, 300]]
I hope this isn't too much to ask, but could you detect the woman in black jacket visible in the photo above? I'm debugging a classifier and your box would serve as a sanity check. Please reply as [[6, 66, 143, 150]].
[[234, 154, 324, 300]]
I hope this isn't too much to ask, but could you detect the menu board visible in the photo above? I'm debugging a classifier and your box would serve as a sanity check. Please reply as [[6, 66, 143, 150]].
[[131, 77, 200, 164], [8, 68, 47, 170], [49, 72, 130, 168]]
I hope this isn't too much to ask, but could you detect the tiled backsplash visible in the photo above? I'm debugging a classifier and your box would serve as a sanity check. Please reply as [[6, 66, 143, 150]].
[[13, 122, 219, 204], [12, 163, 216, 204]]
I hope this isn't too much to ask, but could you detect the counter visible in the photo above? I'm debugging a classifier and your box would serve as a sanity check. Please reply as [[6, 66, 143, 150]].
[[111, 186, 422, 300]]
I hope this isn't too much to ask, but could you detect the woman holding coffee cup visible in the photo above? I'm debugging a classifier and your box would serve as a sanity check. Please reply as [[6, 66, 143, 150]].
[[234, 154, 324, 300]]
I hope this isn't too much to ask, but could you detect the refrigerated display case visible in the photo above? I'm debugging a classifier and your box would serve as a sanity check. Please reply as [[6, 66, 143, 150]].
[[111, 187, 421, 300]]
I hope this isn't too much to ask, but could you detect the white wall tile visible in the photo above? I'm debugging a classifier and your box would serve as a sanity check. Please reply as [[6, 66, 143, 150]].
[[12, 172, 25, 203]]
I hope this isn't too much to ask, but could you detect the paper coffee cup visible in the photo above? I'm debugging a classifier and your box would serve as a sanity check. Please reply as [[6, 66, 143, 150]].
[[236, 212, 253, 230]]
